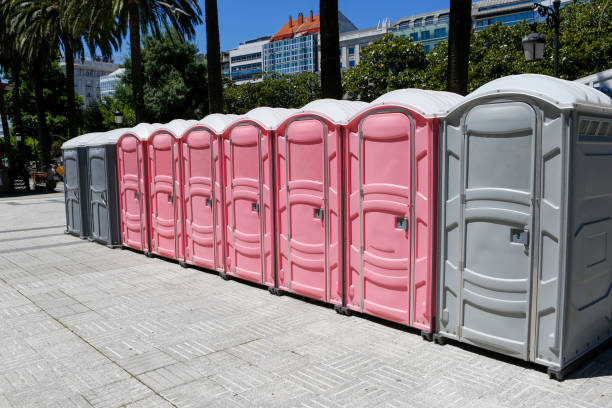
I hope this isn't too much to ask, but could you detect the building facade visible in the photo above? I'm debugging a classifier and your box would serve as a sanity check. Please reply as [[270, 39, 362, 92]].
[[228, 37, 269, 83], [60, 57, 119, 106], [392, 10, 450, 53], [100, 68, 125, 99], [339, 22, 391, 70]]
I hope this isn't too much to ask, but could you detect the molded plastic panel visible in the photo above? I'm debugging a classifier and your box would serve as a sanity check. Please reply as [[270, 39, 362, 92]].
[[64, 149, 83, 236], [345, 108, 436, 331], [88, 146, 109, 243], [182, 128, 224, 272], [117, 135, 149, 252], [148, 132, 184, 260]]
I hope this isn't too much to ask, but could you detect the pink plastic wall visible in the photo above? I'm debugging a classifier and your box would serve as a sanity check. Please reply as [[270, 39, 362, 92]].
[[275, 116, 343, 304], [147, 131, 184, 261], [117, 135, 149, 252], [222, 122, 274, 286], [181, 127, 225, 273], [344, 108, 437, 332]]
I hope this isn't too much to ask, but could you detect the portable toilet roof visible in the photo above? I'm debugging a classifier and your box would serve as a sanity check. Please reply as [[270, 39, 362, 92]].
[[236, 107, 299, 130], [298, 99, 368, 125], [61, 132, 104, 149], [86, 127, 131, 146], [197, 113, 240, 134], [157, 119, 198, 138], [362, 89, 465, 118], [464, 74, 612, 112]]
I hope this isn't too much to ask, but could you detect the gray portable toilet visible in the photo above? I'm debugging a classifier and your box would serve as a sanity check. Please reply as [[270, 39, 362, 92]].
[[84, 128, 130, 247], [437, 74, 612, 379], [61, 132, 103, 238]]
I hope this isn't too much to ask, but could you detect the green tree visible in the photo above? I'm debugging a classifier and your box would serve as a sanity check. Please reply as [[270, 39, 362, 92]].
[[116, 30, 208, 123], [342, 34, 427, 102], [224, 72, 321, 114]]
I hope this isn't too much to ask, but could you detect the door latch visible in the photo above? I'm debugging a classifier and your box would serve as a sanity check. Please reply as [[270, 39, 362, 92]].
[[206, 198, 213, 207], [252, 202, 259, 213], [396, 217, 409, 230], [314, 208, 324, 220], [168, 194, 173, 203], [510, 228, 529, 245]]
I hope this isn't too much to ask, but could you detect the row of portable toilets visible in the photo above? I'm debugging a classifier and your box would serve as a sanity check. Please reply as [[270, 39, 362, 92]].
[[62, 74, 612, 380]]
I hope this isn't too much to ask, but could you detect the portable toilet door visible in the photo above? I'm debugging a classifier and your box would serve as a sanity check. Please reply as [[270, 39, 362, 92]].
[[275, 100, 367, 303], [344, 90, 463, 335], [117, 123, 156, 253], [223, 108, 297, 285], [437, 74, 612, 379], [182, 114, 238, 273], [62, 132, 102, 239], [86, 128, 129, 247], [148, 120, 197, 261]]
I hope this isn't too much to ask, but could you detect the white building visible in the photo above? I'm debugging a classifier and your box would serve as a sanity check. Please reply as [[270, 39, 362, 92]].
[[228, 36, 270, 84], [339, 21, 391, 70], [60, 57, 119, 106], [100, 68, 125, 99]]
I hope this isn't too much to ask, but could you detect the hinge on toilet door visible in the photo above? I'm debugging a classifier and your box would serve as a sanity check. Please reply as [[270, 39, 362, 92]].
[[360, 188, 364, 197], [460, 193, 466, 204]]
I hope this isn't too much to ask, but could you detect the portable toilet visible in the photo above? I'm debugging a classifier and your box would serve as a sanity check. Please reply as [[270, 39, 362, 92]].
[[62, 132, 103, 239], [343, 89, 464, 337], [117, 123, 157, 253], [222, 107, 298, 285], [181, 114, 239, 273], [147, 119, 197, 261], [84, 127, 127, 247], [436, 74, 612, 379], [274, 100, 367, 303]]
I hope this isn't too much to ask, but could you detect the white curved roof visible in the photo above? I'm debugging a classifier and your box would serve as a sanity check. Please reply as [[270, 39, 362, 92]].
[[123, 123, 159, 141], [233, 107, 299, 130], [61, 132, 104, 149], [365, 89, 464, 118], [197, 113, 240, 134], [466, 74, 612, 110], [297, 99, 369, 125], [155, 119, 198, 138], [85, 127, 131, 146]]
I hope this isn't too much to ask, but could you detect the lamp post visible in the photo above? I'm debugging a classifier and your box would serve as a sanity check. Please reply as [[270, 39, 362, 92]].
[[114, 110, 123, 128], [522, 0, 561, 77]]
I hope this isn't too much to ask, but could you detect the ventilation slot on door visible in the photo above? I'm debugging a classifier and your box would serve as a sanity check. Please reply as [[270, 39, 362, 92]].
[[579, 118, 612, 141], [206, 198, 213, 207]]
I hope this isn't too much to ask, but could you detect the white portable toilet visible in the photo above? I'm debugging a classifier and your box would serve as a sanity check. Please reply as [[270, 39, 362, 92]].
[[437, 74, 612, 379]]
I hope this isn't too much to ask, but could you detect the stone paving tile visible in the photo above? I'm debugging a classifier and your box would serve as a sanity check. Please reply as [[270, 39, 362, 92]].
[[1, 191, 611, 408]]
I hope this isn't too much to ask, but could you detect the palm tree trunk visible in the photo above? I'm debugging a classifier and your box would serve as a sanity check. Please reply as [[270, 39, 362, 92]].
[[0, 85, 13, 172], [320, 0, 342, 99], [33, 71, 50, 170], [205, 0, 223, 113], [447, 0, 472, 95], [64, 40, 78, 140], [129, 1, 146, 122], [11, 61, 25, 161]]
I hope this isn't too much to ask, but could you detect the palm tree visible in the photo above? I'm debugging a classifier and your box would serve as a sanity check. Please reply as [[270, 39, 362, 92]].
[[320, 0, 342, 99], [447, 0, 472, 95], [205, 0, 222, 113], [108, 0, 201, 122]]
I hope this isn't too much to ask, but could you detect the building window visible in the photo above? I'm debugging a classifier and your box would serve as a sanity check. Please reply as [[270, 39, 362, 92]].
[[423, 45, 431, 53], [348, 47, 355, 55], [349, 60, 355, 67], [424, 16, 434, 25], [414, 18, 423, 27], [231, 52, 262, 64], [421, 30, 431, 40], [434, 28, 447, 38], [438, 13, 450, 23], [410, 33, 419, 42]]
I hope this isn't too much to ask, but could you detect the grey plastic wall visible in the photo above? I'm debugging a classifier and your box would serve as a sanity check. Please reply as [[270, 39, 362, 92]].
[[87, 145, 121, 247], [562, 113, 612, 368], [437, 95, 612, 371], [63, 147, 90, 238]]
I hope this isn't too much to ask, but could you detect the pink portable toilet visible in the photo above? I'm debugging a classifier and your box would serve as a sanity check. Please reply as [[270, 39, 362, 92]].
[[274, 99, 367, 302], [181, 114, 239, 273], [117, 123, 157, 253], [147, 119, 197, 261], [343, 89, 463, 338], [222, 107, 297, 285]]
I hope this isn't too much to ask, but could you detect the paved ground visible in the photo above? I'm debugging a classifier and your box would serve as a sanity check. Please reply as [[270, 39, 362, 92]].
[[0, 189, 611, 408]]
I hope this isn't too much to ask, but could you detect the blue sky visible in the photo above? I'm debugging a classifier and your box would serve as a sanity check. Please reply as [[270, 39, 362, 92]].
[[114, 0, 451, 62]]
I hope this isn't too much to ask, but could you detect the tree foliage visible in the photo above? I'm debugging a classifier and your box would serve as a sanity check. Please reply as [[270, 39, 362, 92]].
[[116, 30, 208, 123], [224, 72, 321, 114]]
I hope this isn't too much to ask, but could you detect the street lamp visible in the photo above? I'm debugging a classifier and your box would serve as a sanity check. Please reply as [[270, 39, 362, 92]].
[[523, 0, 561, 77], [114, 110, 123, 126]]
